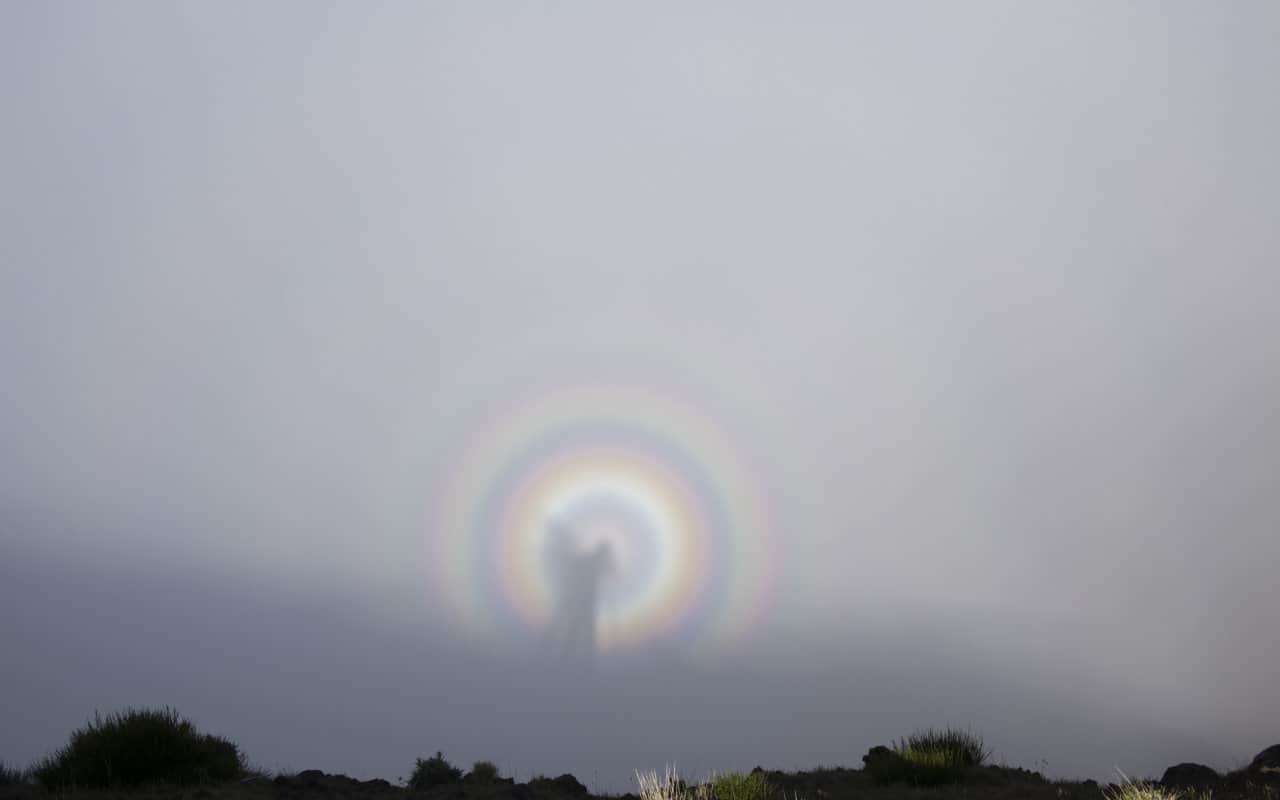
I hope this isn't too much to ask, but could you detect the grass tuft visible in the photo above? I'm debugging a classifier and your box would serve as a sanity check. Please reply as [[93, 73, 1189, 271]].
[[865, 726, 989, 786], [0, 762, 28, 786], [705, 771, 774, 800]]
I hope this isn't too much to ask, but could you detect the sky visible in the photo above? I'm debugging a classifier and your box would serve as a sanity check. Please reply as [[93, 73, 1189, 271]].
[[2, 1, 1278, 790]]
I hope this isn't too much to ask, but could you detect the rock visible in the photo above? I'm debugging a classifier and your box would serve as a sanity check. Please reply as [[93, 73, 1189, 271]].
[[861, 746, 893, 767], [276, 770, 370, 792], [296, 770, 326, 787], [1251, 745, 1280, 773], [1160, 763, 1219, 787], [529, 773, 588, 797], [550, 774, 588, 796]]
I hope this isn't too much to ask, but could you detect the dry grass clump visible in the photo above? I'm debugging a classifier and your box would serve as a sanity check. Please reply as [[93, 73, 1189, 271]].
[[637, 766, 777, 800], [1104, 780, 1185, 800], [1100, 769, 1257, 800], [637, 765, 690, 800]]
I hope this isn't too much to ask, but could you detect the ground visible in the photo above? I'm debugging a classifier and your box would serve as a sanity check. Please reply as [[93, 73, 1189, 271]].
[[4, 762, 1279, 800]]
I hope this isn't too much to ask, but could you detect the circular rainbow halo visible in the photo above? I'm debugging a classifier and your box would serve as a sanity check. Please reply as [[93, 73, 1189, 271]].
[[432, 382, 772, 657]]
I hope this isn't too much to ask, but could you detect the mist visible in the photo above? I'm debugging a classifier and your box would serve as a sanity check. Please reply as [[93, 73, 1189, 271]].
[[3, 2, 1277, 790]]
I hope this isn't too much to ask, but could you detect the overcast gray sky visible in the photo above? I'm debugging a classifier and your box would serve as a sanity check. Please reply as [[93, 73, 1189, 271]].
[[3, 1, 1278, 790]]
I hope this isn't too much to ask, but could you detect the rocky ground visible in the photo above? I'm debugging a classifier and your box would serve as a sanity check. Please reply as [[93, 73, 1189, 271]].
[[2, 745, 1277, 800]]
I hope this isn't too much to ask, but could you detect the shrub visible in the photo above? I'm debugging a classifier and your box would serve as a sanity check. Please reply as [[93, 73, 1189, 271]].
[[32, 707, 245, 789], [865, 727, 989, 787], [469, 760, 499, 783], [409, 751, 462, 790], [707, 772, 774, 800]]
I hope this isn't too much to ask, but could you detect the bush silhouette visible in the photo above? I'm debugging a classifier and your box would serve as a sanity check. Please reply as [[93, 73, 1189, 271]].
[[865, 727, 988, 786], [409, 751, 462, 790], [32, 707, 244, 789], [468, 760, 500, 783]]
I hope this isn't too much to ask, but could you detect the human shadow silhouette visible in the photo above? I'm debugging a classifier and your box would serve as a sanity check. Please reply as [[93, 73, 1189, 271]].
[[541, 519, 615, 664]]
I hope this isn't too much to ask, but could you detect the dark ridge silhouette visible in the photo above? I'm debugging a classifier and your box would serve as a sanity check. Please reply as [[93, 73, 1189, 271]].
[[6, 735, 1280, 800]]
